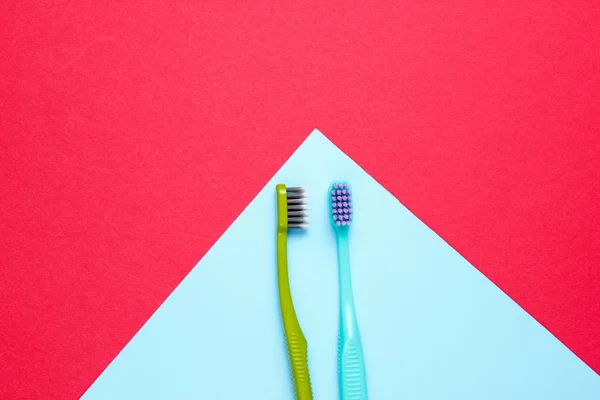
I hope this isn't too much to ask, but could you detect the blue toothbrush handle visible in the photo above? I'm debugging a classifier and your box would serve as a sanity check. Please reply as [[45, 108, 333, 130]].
[[337, 235, 368, 400], [339, 331, 368, 400]]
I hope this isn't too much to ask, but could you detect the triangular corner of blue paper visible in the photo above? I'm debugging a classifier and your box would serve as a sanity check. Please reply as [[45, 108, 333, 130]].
[[82, 129, 600, 400]]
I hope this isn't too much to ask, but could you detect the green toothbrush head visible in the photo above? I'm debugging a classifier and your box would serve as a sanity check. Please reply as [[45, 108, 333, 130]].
[[330, 181, 353, 232], [276, 184, 309, 233]]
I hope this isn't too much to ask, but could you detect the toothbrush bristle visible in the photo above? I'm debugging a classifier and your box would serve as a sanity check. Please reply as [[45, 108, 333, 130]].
[[331, 182, 352, 226], [287, 187, 308, 229]]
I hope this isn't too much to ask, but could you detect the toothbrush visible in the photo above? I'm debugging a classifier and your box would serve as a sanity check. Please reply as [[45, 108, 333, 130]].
[[330, 182, 368, 400], [276, 184, 313, 400]]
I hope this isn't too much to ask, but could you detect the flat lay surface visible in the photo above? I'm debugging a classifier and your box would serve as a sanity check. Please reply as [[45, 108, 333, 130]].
[[81, 131, 600, 399], [1, 2, 599, 399]]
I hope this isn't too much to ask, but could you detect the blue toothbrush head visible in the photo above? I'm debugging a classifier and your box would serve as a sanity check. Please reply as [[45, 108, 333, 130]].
[[330, 181, 353, 230]]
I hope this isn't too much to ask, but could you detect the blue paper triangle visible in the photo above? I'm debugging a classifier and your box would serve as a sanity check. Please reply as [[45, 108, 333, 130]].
[[82, 130, 599, 399]]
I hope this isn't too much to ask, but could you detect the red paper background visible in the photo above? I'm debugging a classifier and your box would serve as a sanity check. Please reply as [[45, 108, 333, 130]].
[[1, 2, 599, 399]]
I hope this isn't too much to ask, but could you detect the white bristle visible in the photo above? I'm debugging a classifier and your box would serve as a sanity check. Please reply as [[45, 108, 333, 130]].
[[286, 192, 305, 199], [287, 198, 307, 205], [288, 211, 308, 217], [288, 204, 308, 211], [288, 224, 308, 229], [287, 186, 308, 229]]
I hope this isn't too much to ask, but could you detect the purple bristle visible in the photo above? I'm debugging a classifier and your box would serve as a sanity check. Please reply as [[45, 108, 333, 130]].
[[332, 183, 354, 226]]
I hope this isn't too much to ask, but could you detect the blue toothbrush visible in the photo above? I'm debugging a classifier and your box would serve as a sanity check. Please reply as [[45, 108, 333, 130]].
[[330, 182, 368, 400]]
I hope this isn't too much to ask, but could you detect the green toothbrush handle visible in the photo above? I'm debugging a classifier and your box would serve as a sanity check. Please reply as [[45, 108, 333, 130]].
[[277, 231, 313, 400]]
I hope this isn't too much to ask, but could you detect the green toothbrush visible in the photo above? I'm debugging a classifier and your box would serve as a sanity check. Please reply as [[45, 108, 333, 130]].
[[276, 184, 313, 400]]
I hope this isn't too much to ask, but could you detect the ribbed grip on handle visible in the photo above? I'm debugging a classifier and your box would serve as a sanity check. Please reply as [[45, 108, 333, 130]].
[[339, 336, 368, 400], [286, 331, 313, 400]]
